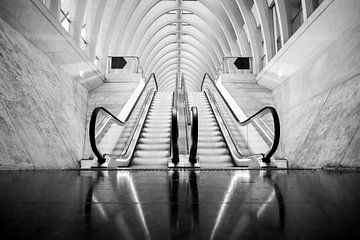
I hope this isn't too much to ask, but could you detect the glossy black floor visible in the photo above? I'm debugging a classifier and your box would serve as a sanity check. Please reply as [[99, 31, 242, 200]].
[[0, 169, 359, 239]]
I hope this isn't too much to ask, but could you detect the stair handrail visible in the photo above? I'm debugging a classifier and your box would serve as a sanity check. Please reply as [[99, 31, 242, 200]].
[[171, 104, 179, 165], [89, 73, 158, 164], [118, 72, 158, 123], [200, 73, 280, 163], [189, 107, 198, 164], [181, 73, 191, 124]]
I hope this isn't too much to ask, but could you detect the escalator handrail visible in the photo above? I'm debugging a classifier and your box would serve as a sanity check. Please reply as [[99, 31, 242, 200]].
[[89, 90, 154, 164], [122, 72, 158, 122], [181, 74, 191, 124], [89, 73, 158, 164], [189, 107, 198, 164], [171, 105, 179, 165], [89, 106, 126, 164], [201, 73, 280, 163], [150, 72, 159, 92]]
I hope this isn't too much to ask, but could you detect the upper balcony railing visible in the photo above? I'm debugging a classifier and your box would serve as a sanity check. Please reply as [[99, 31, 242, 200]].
[[106, 56, 145, 78], [216, 57, 253, 78]]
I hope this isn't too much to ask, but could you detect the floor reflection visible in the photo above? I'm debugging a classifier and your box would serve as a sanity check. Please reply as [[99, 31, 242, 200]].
[[1, 170, 359, 239], [209, 170, 285, 240], [84, 171, 151, 239], [169, 170, 199, 239], [84, 170, 285, 240]]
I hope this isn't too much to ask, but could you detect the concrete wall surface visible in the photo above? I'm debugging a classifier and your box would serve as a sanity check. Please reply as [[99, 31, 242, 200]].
[[273, 21, 360, 168], [0, 0, 104, 90], [257, 0, 360, 90], [0, 17, 88, 169]]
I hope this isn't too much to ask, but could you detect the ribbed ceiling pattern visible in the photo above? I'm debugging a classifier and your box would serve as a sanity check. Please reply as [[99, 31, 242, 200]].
[[61, 0, 313, 91]]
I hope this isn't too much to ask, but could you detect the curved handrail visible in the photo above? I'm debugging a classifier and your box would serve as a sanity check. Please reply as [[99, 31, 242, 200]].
[[89, 90, 154, 164], [89, 73, 158, 165], [189, 107, 198, 164], [89, 107, 123, 163], [201, 73, 280, 163], [171, 106, 179, 165]]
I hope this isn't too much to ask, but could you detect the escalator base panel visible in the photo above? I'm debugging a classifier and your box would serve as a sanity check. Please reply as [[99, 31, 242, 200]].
[[80, 158, 287, 169], [168, 155, 200, 168]]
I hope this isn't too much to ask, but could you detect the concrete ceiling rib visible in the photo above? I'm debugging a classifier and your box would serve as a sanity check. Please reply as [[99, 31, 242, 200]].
[[145, 46, 216, 78], [140, 32, 220, 71], [142, 35, 218, 73], [83, 0, 274, 87], [236, 0, 263, 74]]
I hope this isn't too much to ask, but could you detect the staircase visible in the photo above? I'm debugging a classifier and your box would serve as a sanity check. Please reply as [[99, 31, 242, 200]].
[[131, 92, 173, 168], [188, 92, 234, 168]]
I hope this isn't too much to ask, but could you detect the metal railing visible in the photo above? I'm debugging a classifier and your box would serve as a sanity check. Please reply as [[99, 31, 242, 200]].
[[89, 73, 158, 166], [189, 107, 198, 164], [171, 105, 179, 165], [107, 56, 145, 78], [201, 73, 280, 164], [216, 56, 253, 78]]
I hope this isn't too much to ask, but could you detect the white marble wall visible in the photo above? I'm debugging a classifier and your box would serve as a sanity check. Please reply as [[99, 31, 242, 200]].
[[0, 18, 88, 169], [273, 22, 360, 167]]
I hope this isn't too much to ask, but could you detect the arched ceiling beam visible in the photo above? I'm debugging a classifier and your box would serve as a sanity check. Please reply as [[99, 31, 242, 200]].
[[145, 43, 215, 75], [135, 22, 222, 73], [128, 15, 226, 61], [218, 0, 251, 57], [146, 50, 214, 81], [117, 0, 241, 56], [106, 0, 142, 55], [236, 0, 263, 73], [146, 46, 216, 78], [119, 4, 237, 56], [72, 0, 88, 45], [158, 65, 201, 85], [156, 60, 205, 85], [162, 73, 200, 92], [154, 56, 210, 79], [142, 36, 218, 74], [274, 0, 291, 45], [140, 31, 221, 69], [253, 0, 275, 61], [97, 0, 125, 71], [88, 0, 108, 60], [161, 69, 199, 92], [197, 0, 241, 55]]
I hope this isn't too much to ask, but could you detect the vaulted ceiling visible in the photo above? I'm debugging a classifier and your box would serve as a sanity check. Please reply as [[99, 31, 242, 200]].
[[54, 0, 320, 91]]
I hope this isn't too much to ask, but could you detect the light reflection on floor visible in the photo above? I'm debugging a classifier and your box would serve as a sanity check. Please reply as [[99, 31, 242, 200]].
[[0, 170, 359, 239]]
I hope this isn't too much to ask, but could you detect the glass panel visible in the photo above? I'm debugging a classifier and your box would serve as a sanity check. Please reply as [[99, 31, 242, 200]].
[[92, 76, 157, 158], [202, 76, 275, 157]]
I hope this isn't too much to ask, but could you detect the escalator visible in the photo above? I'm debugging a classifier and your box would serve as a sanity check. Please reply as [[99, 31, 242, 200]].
[[187, 73, 281, 168], [85, 71, 282, 169], [84, 73, 178, 168], [132, 92, 173, 167], [188, 92, 233, 167]]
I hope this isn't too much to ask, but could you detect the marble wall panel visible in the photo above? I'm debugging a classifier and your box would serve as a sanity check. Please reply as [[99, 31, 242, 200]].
[[273, 21, 360, 167], [0, 17, 88, 169]]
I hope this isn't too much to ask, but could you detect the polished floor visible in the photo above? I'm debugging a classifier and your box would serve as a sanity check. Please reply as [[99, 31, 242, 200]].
[[0, 169, 359, 239]]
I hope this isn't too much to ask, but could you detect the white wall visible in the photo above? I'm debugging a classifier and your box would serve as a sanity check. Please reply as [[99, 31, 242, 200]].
[[0, 17, 88, 169], [257, 0, 360, 167]]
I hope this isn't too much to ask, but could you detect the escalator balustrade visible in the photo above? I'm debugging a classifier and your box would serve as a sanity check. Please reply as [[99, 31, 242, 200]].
[[132, 92, 173, 167], [188, 92, 234, 167]]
